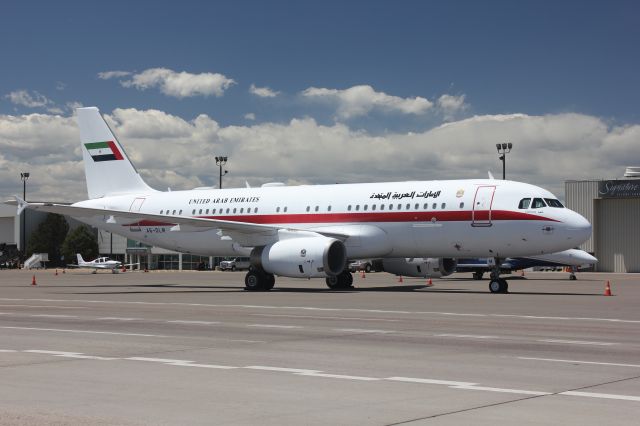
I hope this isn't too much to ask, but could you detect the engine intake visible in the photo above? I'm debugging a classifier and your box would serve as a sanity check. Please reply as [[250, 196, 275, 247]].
[[252, 237, 347, 278]]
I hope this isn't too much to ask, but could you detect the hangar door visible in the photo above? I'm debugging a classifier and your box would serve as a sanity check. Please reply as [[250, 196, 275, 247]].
[[594, 198, 640, 272]]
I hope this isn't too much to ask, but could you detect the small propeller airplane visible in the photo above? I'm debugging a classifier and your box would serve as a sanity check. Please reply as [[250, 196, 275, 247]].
[[67, 254, 136, 274]]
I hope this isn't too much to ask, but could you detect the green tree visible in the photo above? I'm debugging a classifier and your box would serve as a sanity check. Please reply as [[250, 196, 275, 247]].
[[26, 213, 69, 267], [61, 226, 99, 265]]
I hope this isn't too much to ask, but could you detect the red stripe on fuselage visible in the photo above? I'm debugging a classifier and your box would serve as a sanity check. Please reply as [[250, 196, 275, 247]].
[[122, 210, 559, 227]]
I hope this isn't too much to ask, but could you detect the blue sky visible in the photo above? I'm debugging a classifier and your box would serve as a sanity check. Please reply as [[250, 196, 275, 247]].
[[1, 0, 639, 201]]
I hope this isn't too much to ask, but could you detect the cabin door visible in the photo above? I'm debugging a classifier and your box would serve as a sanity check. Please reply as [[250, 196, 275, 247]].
[[472, 186, 495, 227], [128, 197, 146, 232]]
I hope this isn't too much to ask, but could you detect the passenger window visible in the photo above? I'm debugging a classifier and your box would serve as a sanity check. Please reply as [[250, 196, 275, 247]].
[[179, 210, 182, 215], [327, 205, 332, 211], [518, 198, 531, 209], [459, 202, 464, 209], [388, 204, 393, 210], [284, 207, 288, 212], [348, 205, 352, 211], [254, 207, 258, 213], [160, 210, 163, 214], [415, 203, 419, 209], [233, 208, 236, 213], [441, 203, 446, 209], [192, 209, 195, 215], [371, 204, 376, 211], [306, 206, 310, 212], [199, 209, 202, 214], [315, 206, 319, 212], [544, 198, 564, 208], [531, 198, 546, 209], [406, 203, 410, 210], [380, 204, 385, 210], [276, 207, 280, 212], [240, 208, 244, 213], [355, 205, 360, 211], [226, 208, 230, 214], [212, 209, 216, 214], [363, 205, 368, 211], [205, 209, 209, 214], [432, 203, 437, 209], [397, 204, 402, 210], [172, 210, 176, 215], [423, 203, 428, 209]]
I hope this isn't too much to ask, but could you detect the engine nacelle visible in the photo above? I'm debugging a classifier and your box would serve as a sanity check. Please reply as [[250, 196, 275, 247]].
[[252, 237, 347, 278], [381, 257, 457, 278]]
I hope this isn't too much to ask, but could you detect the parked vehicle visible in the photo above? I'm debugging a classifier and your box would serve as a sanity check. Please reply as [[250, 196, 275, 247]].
[[219, 257, 251, 271]]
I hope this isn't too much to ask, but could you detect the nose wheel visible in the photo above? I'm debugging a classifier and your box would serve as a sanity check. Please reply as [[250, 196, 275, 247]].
[[488, 258, 509, 293]]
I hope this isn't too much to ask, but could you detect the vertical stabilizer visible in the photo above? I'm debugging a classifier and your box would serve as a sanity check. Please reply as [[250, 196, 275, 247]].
[[77, 107, 155, 199], [77, 253, 85, 264]]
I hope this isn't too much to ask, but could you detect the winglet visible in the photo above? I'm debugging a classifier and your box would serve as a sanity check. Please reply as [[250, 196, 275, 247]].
[[13, 196, 28, 215], [488, 171, 495, 180]]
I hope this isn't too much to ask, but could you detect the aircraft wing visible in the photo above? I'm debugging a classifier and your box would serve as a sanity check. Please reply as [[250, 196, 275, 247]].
[[10, 197, 350, 246]]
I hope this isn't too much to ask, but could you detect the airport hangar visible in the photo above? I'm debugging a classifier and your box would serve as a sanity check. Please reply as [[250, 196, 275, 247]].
[[2, 168, 639, 272]]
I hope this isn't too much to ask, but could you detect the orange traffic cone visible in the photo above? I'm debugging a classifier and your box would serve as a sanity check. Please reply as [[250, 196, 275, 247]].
[[55, 269, 58, 276], [604, 281, 612, 296], [121, 266, 126, 272], [398, 275, 403, 283], [360, 270, 365, 279], [31, 275, 37, 286], [426, 278, 433, 286]]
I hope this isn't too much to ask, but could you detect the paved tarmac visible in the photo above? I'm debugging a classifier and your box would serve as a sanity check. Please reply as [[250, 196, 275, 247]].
[[0, 268, 639, 425]]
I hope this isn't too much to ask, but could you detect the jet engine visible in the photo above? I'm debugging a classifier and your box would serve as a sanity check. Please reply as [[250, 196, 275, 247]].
[[381, 257, 457, 278], [252, 237, 347, 278]]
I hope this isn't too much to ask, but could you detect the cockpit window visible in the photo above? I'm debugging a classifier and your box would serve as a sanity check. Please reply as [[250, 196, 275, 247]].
[[518, 198, 531, 209], [544, 198, 564, 208], [531, 198, 546, 208]]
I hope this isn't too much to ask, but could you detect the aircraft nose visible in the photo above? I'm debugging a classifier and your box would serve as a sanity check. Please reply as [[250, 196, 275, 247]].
[[566, 211, 592, 244]]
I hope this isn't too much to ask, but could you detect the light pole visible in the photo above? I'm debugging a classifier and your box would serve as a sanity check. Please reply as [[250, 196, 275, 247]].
[[20, 172, 30, 256], [496, 143, 513, 180], [215, 156, 228, 189]]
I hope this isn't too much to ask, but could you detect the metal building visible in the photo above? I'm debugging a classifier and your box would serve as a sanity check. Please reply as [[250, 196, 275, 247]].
[[565, 167, 640, 272]]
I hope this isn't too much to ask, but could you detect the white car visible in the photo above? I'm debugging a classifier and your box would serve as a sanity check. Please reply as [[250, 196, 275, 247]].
[[219, 257, 251, 271]]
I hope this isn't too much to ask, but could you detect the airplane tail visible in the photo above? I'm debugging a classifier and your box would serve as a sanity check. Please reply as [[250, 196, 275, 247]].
[[76, 107, 155, 199], [76, 253, 85, 264]]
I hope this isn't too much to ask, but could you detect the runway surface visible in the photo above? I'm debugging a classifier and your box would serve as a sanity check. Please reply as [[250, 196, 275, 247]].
[[0, 269, 639, 425]]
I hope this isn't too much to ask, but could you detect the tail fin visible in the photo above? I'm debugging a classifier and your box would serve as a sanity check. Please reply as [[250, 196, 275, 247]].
[[76, 107, 155, 199], [77, 253, 85, 264]]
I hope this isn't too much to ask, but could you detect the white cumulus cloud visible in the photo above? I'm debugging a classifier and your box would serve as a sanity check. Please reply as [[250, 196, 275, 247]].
[[249, 84, 280, 98], [120, 68, 236, 98], [1, 109, 637, 203], [97, 71, 132, 80], [301, 85, 433, 119], [5, 90, 53, 108], [437, 94, 468, 120]]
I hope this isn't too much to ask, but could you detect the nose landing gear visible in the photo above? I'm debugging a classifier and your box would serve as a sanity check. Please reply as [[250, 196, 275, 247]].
[[488, 258, 508, 293]]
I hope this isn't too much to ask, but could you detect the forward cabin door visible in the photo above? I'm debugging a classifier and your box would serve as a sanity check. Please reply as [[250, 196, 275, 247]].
[[128, 197, 146, 232], [472, 186, 496, 227]]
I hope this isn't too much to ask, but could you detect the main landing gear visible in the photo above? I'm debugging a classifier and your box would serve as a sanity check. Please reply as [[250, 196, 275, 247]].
[[488, 258, 509, 293], [325, 270, 354, 290], [244, 267, 275, 291]]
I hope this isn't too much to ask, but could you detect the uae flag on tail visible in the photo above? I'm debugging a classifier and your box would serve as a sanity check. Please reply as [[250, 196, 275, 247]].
[[85, 141, 124, 162]]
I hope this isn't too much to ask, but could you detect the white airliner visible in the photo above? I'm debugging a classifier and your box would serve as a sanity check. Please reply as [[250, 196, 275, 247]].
[[67, 253, 125, 273], [11, 107, 592, 293]]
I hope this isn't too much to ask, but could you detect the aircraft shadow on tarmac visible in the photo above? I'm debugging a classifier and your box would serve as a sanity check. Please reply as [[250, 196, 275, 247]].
[[39, 283, 603, 296]]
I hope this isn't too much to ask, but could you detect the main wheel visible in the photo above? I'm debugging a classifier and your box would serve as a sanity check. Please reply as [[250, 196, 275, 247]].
[[245, 270, 272, 291], [325, 271, 354, 289], [569, 274, 577, 281], [364, 263, 372, 273]]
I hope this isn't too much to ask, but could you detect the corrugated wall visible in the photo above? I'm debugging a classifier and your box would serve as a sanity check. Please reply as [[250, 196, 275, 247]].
[[595, 198, 640, 272], [565, 180, 599, 253]]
